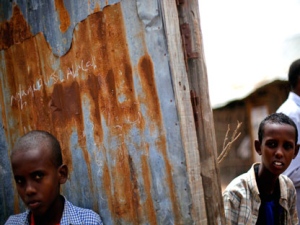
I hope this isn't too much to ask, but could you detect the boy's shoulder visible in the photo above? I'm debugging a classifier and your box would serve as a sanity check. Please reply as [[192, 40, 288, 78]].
[[4, 198, 103, 225], [223, 163, 259, 201], [5, 211, 29, 225], [224, 165, 256, 189], [280, 173, 294, 184], [278, 174, 296, 193], [61, 198, 103, 225]]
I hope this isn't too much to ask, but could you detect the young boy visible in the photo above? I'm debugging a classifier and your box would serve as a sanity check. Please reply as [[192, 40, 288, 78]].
[[223, 113, 299, 225], [5, 130, 103, 225]]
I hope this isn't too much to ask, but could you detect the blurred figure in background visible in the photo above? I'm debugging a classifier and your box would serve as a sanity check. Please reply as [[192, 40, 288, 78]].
[[277, 58, 300, 222]]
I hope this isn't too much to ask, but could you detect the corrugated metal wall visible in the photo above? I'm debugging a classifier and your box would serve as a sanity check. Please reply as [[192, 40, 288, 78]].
[[0, 0, 204, 224]]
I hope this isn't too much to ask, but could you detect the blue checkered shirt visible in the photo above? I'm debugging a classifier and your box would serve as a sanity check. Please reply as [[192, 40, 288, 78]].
[[4, 196, 103, 225]]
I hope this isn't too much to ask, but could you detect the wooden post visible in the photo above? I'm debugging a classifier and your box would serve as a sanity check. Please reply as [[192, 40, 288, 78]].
[[161, 0, 226, 224], [179, 1, 226, 224], [160, 0, 208, 223]]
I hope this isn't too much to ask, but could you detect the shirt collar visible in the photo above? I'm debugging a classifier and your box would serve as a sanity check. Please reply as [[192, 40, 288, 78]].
[[289, 92, 300, 106]]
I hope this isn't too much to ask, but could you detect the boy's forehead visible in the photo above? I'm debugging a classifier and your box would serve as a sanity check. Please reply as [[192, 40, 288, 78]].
[[264, 122, 295, 130], [11, 148, 57, 176], [12, 143, 52, 162], [263, 122, 296, 137]]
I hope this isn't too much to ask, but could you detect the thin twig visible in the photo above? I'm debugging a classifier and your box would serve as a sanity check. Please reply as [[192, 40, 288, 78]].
[[217, 121, 242, 164]]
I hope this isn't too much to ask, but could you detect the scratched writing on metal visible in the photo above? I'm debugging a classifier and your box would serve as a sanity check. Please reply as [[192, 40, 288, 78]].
[[66, 59, 97, 79], [10, 58, 97, 110]]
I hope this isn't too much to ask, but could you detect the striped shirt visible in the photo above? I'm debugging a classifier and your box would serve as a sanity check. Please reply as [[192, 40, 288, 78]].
[[223, 163, 298, 225]]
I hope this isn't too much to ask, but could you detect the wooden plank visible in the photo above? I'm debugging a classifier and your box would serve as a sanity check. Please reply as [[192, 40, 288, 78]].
[[160, 0, 208, 224], [167, 0, 226, 224], [177, 1, 226, 224]]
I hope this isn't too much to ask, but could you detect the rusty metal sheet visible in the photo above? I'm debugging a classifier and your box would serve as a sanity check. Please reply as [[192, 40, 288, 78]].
[[0, 0, 120, 56], [0, 0, 194, 224]]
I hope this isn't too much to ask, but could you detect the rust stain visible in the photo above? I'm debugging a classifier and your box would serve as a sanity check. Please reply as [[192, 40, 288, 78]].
[[50, 79, 96, 207], [102, 158, 113, 213], [5, 36, 51, 137], [93, 1, 101, 13], [50, 81, 86, 170], [86, 74, 103, 144], [128, 154, 143, 223], [137, 55, 161, 133], [90, 4, 143, 221], [0, 5, 32, 50], [111, 144, 138, 222], [137, 54, 182, 223], [54, 0, 71, 33], [141, 148, 157, 225]]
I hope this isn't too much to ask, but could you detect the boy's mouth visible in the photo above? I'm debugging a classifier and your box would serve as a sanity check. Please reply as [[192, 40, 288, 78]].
[[273, 161, 283, 167], [27, 201, 41, 209]]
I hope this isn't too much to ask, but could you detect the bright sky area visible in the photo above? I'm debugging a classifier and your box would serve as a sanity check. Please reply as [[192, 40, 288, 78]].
[[198, 0, 300, 108]]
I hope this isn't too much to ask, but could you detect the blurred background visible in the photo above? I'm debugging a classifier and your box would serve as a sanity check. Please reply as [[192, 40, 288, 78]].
[[198, 0, 300, 189]]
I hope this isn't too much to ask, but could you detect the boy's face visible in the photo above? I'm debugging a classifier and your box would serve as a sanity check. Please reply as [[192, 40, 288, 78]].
[[255, 123, 299, 176], [11, 144, 67, 216]]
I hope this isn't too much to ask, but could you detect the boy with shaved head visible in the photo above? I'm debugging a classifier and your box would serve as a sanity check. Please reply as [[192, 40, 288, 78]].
[[5, 130, 103, 225]]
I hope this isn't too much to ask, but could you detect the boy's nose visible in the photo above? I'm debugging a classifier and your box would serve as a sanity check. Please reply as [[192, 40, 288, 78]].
[[25, 182, 36, 195], [275, 148, 284, 158]]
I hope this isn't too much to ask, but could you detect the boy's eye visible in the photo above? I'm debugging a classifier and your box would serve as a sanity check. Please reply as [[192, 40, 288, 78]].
[[33, 172, 44, 180], [14, 176, 24, 184], [266, 141, 277, 148], [283, 142, 294, 150]]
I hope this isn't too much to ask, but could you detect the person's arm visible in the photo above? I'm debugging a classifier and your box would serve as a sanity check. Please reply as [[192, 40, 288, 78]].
[[283, 114, 300, 188], [289, 186, 299, 225], [223, 191, 239, 225], [284, 164, 300, 188], [82, 210, 103, 225], [4, 213, 28, 225], [223, 190, 252, 225]]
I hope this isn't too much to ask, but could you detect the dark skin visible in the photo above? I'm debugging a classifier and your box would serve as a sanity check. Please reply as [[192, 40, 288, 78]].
[[254, 123, 299, 196], [11, 143, 68, 225]]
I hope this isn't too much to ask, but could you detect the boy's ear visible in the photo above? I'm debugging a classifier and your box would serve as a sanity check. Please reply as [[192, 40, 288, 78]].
[[254, 140, 262, 155], [294, 144, 300, 159], [58, 164, 68, 184]]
